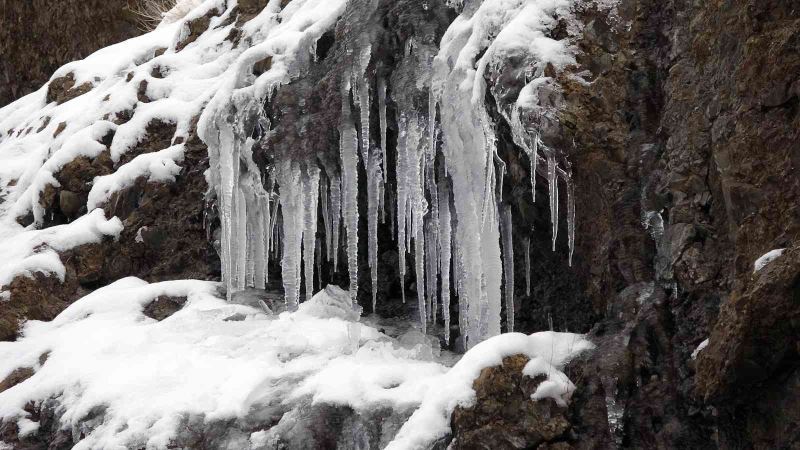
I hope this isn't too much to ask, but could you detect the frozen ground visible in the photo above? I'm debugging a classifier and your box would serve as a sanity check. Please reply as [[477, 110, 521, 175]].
[[0, 282, 592, 449]]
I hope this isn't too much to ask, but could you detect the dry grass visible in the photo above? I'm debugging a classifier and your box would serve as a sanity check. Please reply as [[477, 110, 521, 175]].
[[128, 0, 203, 31]]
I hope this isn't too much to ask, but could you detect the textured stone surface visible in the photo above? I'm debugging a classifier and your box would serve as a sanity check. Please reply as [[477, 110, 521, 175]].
[[0, 0, 141, 107]]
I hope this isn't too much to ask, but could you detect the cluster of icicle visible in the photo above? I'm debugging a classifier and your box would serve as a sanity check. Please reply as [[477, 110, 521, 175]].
[[204, 42, 576, 350]]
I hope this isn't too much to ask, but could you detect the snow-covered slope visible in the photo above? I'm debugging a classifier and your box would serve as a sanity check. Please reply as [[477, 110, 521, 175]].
[[0, 281, 591, 448]]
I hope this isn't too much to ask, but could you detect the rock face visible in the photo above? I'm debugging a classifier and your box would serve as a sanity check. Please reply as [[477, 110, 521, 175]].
[[1, 0, 798, 448], [0, 0, 141, 107]]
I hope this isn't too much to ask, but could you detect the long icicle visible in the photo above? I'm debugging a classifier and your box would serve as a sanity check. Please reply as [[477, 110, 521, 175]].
[[547, 152, 559, 251], [367, 146, 383, 312], [277, 161, 303, 310], [378, 76, 388, 183], [524, 236, 531, 296], [340, 81, 360, 302], [566, 169, 576, 266], [438, 176, 452, 344], [302, 166, 320, 301], [330, 173, 342, 272], [396, 114, 409, 304], [501, 205, 514, 332]]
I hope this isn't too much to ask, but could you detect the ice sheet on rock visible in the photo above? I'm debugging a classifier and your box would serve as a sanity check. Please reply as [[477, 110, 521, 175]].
[[0, 209, 123, 296], [753, 248, 785, 273]]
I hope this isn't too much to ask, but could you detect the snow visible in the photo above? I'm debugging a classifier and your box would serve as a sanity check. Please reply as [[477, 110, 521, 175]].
[[87, 144, 185, 210], [0, 209, 122, 296], [0, 282, 592, 449], [691, 338, 709, 360], [387, 331, 594, 450], [753, 248, 785, 273]]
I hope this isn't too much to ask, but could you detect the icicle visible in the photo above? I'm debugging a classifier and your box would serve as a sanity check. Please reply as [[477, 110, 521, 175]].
[[302, 166, 320, 301], [245, 191, 256, 288], [566, 170, 576, 267], [340, 81, 360, 302], [277, 162, 303, 311], [367, 146, 383, 312], [396, 114, 409, 304], [378, 76, 388, 183], [547, 152, 558, 251], [425, 220, 437, 324], [524, 236, 531, 297], [330, 173, 342, 272], [358, 75, 371, 169], [501, 205, 514, 333], [253, 192, 268, 289], [320, 177, 331, 262], [315, 237, 322, 290], [531, 133, 539, 203], [437, 177, 452, 345], [415, 220, 426, 333], [378, 175, 386, 224], [235, 186, 247, 292], [264, 193, 272, 284]]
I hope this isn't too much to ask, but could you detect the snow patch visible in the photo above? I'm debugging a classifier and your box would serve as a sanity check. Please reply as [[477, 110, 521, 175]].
[[87, 144, 185, 210], [691, 338, 709, 360], [0, 282, 592, 449], [753, 248, 785, 273], [0, 209, 122, 292], [387, 332, 594, 450]]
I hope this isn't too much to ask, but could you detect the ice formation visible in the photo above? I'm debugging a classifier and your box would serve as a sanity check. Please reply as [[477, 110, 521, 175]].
[[0, 0, 584, 347]]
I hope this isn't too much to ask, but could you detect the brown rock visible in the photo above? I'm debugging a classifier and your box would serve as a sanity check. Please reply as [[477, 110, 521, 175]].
[[0, 367, 34, 394], [143, 296, 187, 321], [45, 73, 93, 105], [450, 355, 572, 449]]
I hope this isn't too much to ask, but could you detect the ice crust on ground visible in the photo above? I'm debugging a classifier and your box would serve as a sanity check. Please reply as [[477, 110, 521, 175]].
[[0, 282, 591, 449]]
